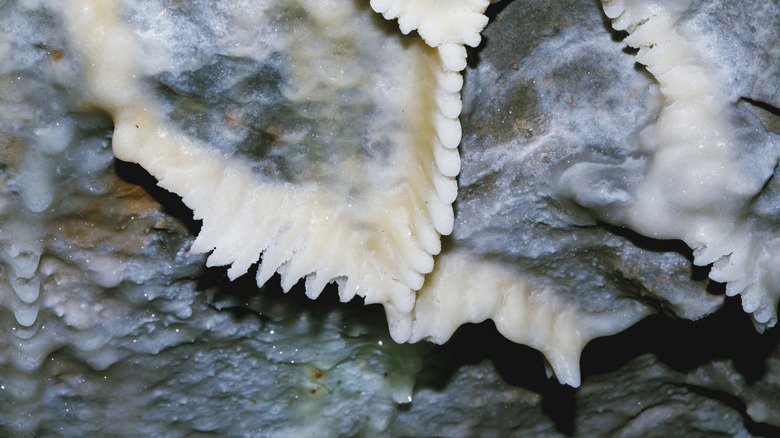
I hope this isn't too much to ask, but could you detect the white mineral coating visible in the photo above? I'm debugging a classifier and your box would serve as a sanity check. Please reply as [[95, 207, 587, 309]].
[[0, 0, 779, 436], [0, 6, 426, 434], [573, 0, 780, 329], [60, 0, 476, 333], [369, 0, 492, 48], [63, 0, 725, 387], [55, 0, 632, 385]]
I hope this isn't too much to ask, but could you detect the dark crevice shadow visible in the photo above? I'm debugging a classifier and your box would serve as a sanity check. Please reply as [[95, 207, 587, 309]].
[[114, 159, 203, 236], [581, 298, 779, 383], [195, 261, 379, 328], [599, 222, 693, 256], [485, 0, 515, 20], [681, 384, 780, 438], [413, 319, 577, 435], [598, 222, 718, 286], [415, 320, 547, 392], [741, 97, 780, 117], [413, 293, 779, 435], [594, 0, 646, 69], [740, 97, 780, 135], [595, 0, 628, 43], [196, 264, 272, 320]]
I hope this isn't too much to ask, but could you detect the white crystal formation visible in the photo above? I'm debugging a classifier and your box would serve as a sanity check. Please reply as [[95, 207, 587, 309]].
[[567, 0, 780, 328]]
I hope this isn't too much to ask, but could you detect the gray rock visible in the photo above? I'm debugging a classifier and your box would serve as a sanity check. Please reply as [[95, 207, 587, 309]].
[[0, 0, 779, 436]]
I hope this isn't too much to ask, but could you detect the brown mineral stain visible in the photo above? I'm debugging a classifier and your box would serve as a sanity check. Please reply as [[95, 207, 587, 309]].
[[35, 42, 64, 62], [225, 109, 245, 130], [0, 132, 25, 169], [513, 119, 534, 131], [56, 176, 177, 252], [265, 125, 282, 140]]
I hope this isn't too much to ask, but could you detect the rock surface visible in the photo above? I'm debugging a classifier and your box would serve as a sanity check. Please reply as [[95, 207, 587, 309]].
[[0, 0, 778, 436]]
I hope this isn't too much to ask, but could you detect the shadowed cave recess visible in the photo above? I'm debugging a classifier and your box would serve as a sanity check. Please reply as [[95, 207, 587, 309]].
[[1, 0, 779, 436]]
